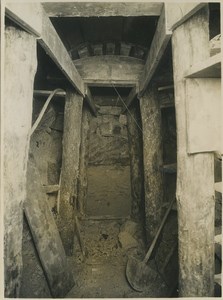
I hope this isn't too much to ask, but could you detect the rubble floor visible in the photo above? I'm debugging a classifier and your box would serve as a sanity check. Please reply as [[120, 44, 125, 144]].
[[20, 217, 174, 298], [66, 218, 168, 298]]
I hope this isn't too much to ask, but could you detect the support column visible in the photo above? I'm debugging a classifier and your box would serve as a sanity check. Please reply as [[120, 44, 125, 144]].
[[127, 102, 144, 220], [57, 91, 83, 255], [172, 7, 215, 296], [139, 86, 163, 244], [4, 27, 37, 297], [77, 104, 90, 216]]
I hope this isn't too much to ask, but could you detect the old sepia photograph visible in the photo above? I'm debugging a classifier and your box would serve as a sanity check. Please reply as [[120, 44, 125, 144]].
[[1, 1, 222, 298]]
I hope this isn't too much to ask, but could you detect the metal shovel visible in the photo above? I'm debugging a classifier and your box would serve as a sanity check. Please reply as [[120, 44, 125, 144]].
[[126, 198, 175, 292]]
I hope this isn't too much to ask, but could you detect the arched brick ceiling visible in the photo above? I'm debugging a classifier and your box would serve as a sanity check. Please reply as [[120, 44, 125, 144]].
[[51, 16, 159, 60]]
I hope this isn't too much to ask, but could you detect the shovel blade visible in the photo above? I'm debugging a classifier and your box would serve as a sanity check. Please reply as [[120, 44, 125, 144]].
[[126, 256, 159, 292]]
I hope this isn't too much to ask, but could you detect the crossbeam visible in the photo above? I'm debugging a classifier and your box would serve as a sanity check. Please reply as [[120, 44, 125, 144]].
[[42, 2, 163, 17], [5, 2, 85, 96]]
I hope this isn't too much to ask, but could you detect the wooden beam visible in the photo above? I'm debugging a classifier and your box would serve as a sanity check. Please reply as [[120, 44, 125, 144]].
[[34, 89, 66, 97], [42, 2, 163, 17], [74, 56, 144, 86], [25, 159, 74, 297], [121, 85, 139, 114], [138, 6, 172, 97], [185, 53, 221, 78], [5, 2, 85, 95], [57, 91, 83, 255], [85, 86, 97, 117], [139, 86, 163, 244], [165, 3, 207, 31], [172, 6, 215, 297], [215, 182, 222, 193], [42, 184, 60, 194]]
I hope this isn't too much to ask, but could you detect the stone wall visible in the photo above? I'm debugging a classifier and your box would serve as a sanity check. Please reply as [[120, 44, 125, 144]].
[[86, 103, 132, 217]]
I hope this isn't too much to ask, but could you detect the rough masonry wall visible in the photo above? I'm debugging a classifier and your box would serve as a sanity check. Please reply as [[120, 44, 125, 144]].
[[86, 103, 132, 217], [4, 27, 37, 297], [127, 101, 145, 221]]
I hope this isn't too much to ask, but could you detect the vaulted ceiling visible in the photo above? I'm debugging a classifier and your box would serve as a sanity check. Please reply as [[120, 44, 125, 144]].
[[51, 16, 159, 60]]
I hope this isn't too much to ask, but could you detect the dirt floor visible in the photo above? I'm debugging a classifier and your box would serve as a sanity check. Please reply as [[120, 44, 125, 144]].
[[20, 217, 174, 298]]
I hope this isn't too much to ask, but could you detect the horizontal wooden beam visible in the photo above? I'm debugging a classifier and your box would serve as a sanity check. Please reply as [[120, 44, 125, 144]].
[[138, 6, 172, 97], [74, 56, 144, 86], [42, 2, 163, 17], [34, 89, 66, 97], [42, 184, 60, 194], [6, 3, 85, 96], [121, 85, 139, 114], [185, 53, 221, 78], [85, 86, 97, 117], [215, 182, 222, 193], [165, 3, 207, 31]]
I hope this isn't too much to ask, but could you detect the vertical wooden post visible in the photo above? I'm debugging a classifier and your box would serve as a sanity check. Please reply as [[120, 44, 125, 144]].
[[4, 27, 37, 297], [127, 102, 144, 220], [57, 91, 83, 255], [172, 6, 215, 296], [139, 86, 163, 244], [77, 105, 90, 216]]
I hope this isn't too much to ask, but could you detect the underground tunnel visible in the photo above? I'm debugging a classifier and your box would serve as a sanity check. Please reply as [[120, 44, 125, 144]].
[[3, 2, 222, 298]]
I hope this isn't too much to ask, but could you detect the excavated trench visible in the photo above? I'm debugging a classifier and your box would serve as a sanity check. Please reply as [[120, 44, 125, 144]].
[[20, 87, 179, 298]]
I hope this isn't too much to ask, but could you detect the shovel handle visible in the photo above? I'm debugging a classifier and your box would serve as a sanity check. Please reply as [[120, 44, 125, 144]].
[[143, 198, 175, 264]]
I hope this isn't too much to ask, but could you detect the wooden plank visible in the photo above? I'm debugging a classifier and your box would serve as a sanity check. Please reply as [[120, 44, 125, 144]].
[[25, 158, 74, 298], [139, 6, 172, 97], [186, 78, 221, 153], [139, 86, 163, 244], [214, 274, 221, 285], [161, 163, 177, 174], [34, 89, 66, 97], [158, 85, 174, 91], [57, 92, 83, 255], [165, 3, 207, 30], [121, 85, 139, 114], [172, 6, 215, 297], [126, 104, 144, 219], [5, 2, 85, 95], [85, 86, 97, 117], [42, 2, 163, 17], [42, 184, 60, 194], [185, 53, 221, 78], [215, 182, 222, 193], [74, 56, 144, 86], [77, 106, 90, 216]]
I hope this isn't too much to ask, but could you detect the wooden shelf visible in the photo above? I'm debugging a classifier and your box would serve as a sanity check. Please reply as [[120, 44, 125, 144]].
[[214, 274, 221, 286], [42, 184, 60, 194], [215, 182, 222, 193], [185, 53, 221, 78], [161, 163, 177, 174]]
